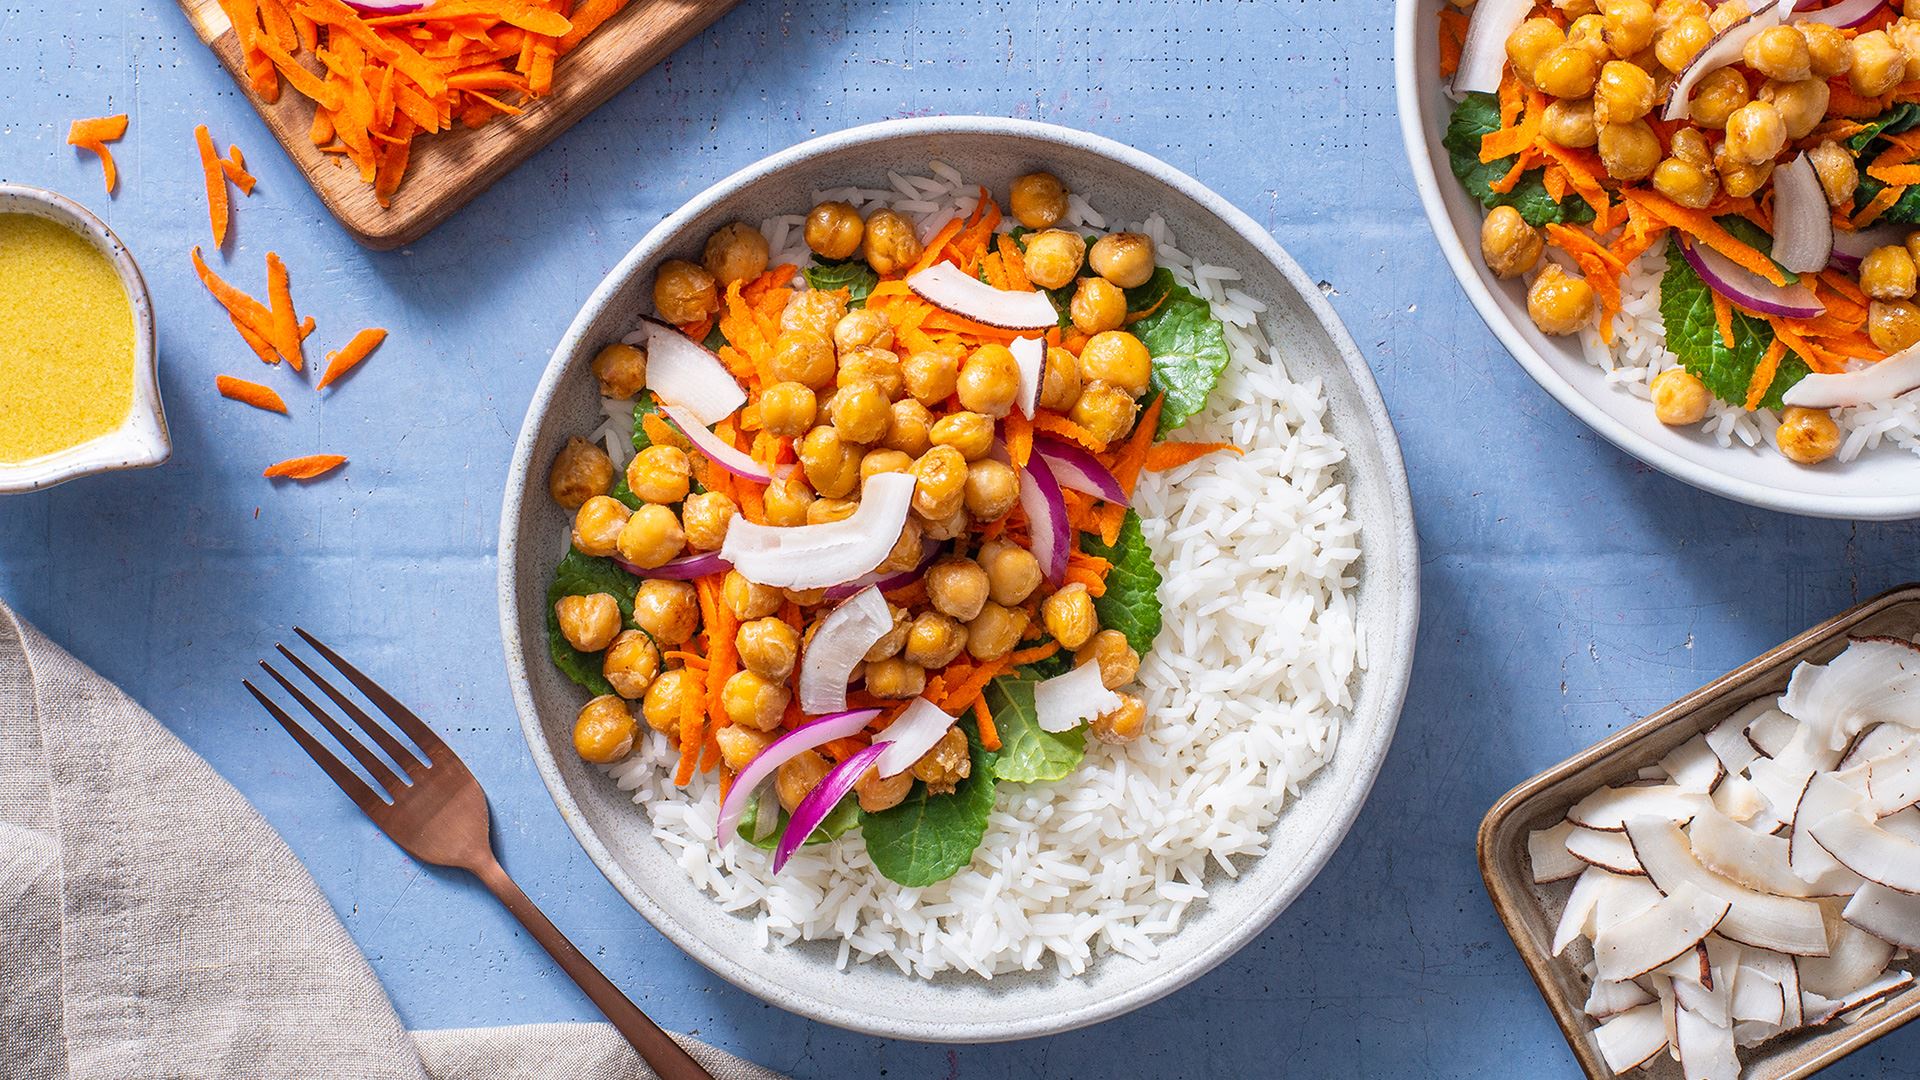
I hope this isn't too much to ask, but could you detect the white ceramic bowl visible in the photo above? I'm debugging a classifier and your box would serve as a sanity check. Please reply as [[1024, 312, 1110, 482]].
[[0, 185, 167, 494], [497, 117, 1420, 1042], [1395, 0, 1920, 520]]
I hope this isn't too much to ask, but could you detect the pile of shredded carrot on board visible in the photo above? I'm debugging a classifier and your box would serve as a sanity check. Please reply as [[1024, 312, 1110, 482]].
[[215, 0, 632, 206]]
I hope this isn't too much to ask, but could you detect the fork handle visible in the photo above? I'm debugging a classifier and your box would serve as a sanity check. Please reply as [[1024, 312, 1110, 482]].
[[469, 855, 715, 1080]]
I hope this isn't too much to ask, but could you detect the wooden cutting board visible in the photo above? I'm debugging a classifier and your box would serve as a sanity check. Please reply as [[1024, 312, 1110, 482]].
[[175, 0, 739, 250]]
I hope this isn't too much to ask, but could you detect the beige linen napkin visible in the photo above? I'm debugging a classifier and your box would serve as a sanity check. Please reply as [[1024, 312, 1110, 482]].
[[0, 600, 782, 1080]]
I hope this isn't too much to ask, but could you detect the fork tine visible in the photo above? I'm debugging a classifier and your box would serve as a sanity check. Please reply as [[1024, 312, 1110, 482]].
[[294, 627, 454, 764], [259, 659, 406, 796], [275, 643, 427, 779], [244, 678, 389, 816]]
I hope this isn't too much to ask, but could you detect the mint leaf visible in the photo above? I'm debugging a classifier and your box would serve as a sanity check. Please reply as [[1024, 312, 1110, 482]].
[[1080, 509, 1164, 657], [1443, 92, 1595, 227], [985, 676, 1084, 782], [804, 258, 879, 307], [859, 717, 997, 886], [1125, 266, 1178, 314], [1658, 238, 1810, 409], [1134, 284, 1232, 436], [736, 788, 861, 851], [546, 551, 639, 696], [608, 472, 642, 510]]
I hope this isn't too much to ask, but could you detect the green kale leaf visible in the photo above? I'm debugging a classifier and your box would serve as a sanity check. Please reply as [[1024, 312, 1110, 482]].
[[1125, 266, 1178, 314], [1443, 92, 1596, 227], [1713, 215, 1798, 284], [546, 551, 639, 696], [1079, 510, 1164, 656], [701, 323, 728, 351], [859, 717, 998, 886], [984, 675, 1085, 783], [735, 787, 862, 851], [804, 258, 879, 307], [1847, 102, 1920, 153], [1658, 238, 1810, 409], [1133, 284, 1232, 436], [1850, 172, 1920, 226]]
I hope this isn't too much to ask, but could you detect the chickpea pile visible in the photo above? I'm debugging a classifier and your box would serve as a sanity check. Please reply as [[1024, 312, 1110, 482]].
[[549, 174, 1159, 819], [1467, 1, 1918, 464]]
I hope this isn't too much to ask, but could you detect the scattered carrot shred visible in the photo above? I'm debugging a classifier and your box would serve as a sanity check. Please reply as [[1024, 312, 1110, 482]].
[[215, 374, 289, 414], [262, 453, 347, 479], [220, 151, 258, 195], [1143, 441, 1239, 472], [1713, 290, 1736, 350], [194, 124, 230, 247], [317, 326, 387, 390], [265, 252, 304, 369], [66, 115, 128, 194]]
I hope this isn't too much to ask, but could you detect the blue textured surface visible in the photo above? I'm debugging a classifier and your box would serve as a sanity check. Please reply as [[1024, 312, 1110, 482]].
[[3, 3, 1917, 1077]]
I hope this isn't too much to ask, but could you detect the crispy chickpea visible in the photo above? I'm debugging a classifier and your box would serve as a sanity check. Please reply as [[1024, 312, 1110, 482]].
[[831, 382, 892, 444], [1653, 156, 1718, 210], [964, 459, 1020, 520], [807, 497, 859, 525], [911, 726, 971, 795], [861, 447, 914, 483], [1892, 18, 1920, 80], [723, 570, 781, 620], [776, 750, 832, 811], [1041, 583, 1099, 650], [904, 611, 969, 668], [879, 519, 925, 573], [1535, 44, 1600, 98], [1760, 79, 1828, 141], [603, 630, 661, 699], [856, 766, 914, 813], [759, 381, 818, 438], [1023, 229, 1086, 290], [1593, 60, 1656, 125], [1540, 98, 1598, 148], [1039, 346, 1084, 412], [1070, 380, 1140, 445], [885, 398, 935, 457], [572, 495, 631, 558], [920, 507, 971, 542], [1713, 141, 1775, 198], [1868, 299, 1920, 352], [785, 586, 828, 606], [966, 601, 1028, 661], [1480, 206, 1544, 279], [1527, 265, 1597, 336], [1508, 18, 1566, 87], [631, 579, 699, 645], [1743, 25, 1811, 81], [902, 347, 961, 406], [779, 291, 849, 341], [768, 329, 836, 388], [1075, 629, 1140, 690], [1078, 331, 1153, 397], [1776, 406, 1841, 465], [555, 593, 622, 652], [1090, 693, 1148, 745], [1802, 21, 1852, 79], [979, 540, 1043, 606], [836, 346, 907, 400], [590, 342, 647, 399], [761, 477, 814, 526], [912, 445, 969, 520], [723, 670, 790, 732], [1650, 367, 1712, 426], [957, 344, 1022, 417], [1566, 14, 1609, 59], [832, 308, 895, 354], [641, 668, 693, 737], [1865, 245, 1920, 300], [1598, 119, 1661, 181], [927, 556, 990, 622], [1010, 171, 1070, 229], [736, 617, 800, 681], [1088, 232, 1156, 289], [1804, 141, 1858, 211], [653, 259, 718, 325], [1071, 277, 1127, 334], [1671, 127, 1710, 167], [800, 425, 862, 499], [804, 200, 864, 261], [1850, 30, 1907, 97], [1706, 0, 1749, 34], [617, 504, 685, 569], [715, 724, 774, 773], [1655, 14, 1712, 73], [573, 695, 637, 764], [865, 657, 926, 699], [862, 209, 924, 276], [549, 436, 615, 510], [1689, 67, 1751, 130], [681, 490, 736, 552], [865, 603, 911, 662], [702, 222, 770, 287], [1600, 0, 1656, 56], [626, 445, 690, 505], [930, 411, 995, 461]]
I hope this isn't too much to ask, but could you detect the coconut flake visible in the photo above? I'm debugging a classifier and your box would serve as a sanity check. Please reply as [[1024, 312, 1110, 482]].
[[1779, 637, 1920, 752], [1625, 817, 1830, 956], [1662, 735, 1726, 794], [1809, 809, 1920, 893], [639, 317, 747, 425], [1596, 882, 1732, 982], [1569, 784, 1711, 831], [904, 262, 1058, 331], [1010, 335, 1045, 418], [1593, 1003, 1668, 1074], [1033, 660, 1120, 734], [720, 472, 916, 590], [1674, 1004, 1741, 1080], [1530, 820, 1586, 883], [796, 587, 892, 715], [1843, 880, 1920, 949], [1568, 826, 1646, 875]]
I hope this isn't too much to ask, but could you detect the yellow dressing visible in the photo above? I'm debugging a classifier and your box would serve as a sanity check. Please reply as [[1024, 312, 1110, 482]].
[[0, 213, 136, 464]]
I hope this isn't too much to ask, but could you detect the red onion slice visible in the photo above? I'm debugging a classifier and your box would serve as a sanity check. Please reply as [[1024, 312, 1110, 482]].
[[823, 538, 942, 602], [658, 401, 773, 483], [1663, 0, 1782, 121], [1782, 344, 1920, 407], [1829, 223, 1908, 272], [719, 472, 917, 590], [1450, 0, 1535, 98], [1680, 240, 1825, 319], [1032, 435, 1127, 504], [1033, 659, 1121, 733], [1793, 0, 1884, 27], [613, 551, 730, 580], [797, 586, 892, 715], [1018, 454, 1071, 586], [1011, 335, 1045, 418], [638, 316, 746, 425], [773, 742, 888, 871], [871, 697, 958, 777], [904, 263, 1058, 331], [1771, 155, 1833, 274], [715, 707, 881, 847]]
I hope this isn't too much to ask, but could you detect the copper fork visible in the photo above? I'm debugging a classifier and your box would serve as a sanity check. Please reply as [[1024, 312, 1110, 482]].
[[244, 627, 713, 1080]]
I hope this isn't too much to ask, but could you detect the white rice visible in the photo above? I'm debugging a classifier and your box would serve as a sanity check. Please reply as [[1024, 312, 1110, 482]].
[[595, 165, 1364, 979], [1560, 247, 1920, 462]]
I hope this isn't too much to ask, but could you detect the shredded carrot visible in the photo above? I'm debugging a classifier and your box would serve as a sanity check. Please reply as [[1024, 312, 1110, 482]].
[[1713, 290, 1736, 350], [1107, 393, 1165, 501], [909, 217, 967, 275], [1437, 6, 1468, 79], [1621, 189, 1786, 286], [1536, 141, 1614, 232], [195, 124, 230, 247], [995, 233, 1031, 291], [1003, 410, 1033, 469], [663, 650, 709, 668], [675, 667, 705, 786], [220, 152, 258, 195], [1868, 163, 1920, 187], [1143, 440, 1238, 472], [190, 246, 280, 350], [1005, 641, 1062, 668], [317, 327, 386, 389], [66, 115, 128, 194], [1853, 182, 1906, 228], [264, 252, 304, 369], [215, 374, 289, 414], [262, 453, 347, 479], [1480, 86, 1545, 164], [973, 692, 1000, 751], [1031, 411, 1110, 453], [1745, 338, 1786, 411]]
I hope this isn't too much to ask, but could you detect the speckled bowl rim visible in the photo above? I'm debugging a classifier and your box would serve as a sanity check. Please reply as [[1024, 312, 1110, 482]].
[[497, 116, 1420, 1042], [0, 184, 167, 494]]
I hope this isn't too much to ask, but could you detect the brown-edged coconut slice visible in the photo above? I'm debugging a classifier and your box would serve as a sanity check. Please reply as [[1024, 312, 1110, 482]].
[[1625, 818, 1830, 956], [1586, 977, 1655, 1020], [1530, 820, 1585, 883], [1592, 1002, 1668, 1074], [1798, 907, 1897, 999], [904, 263, 1059, 331], [1569, 784, 1711, 831], [1688, 803, 1853, 898], [1808, 809, 1920, 894], [1568, 826, 1646, 876], [1842, 881, 1920, 950], [1779, 636, 1920, 753], [1662, 735, 1727, 794], [1595, 881, 1731, 982], [1674, 1004, 1741, 1080]]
